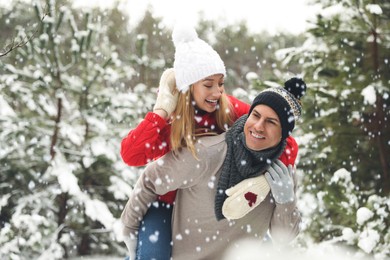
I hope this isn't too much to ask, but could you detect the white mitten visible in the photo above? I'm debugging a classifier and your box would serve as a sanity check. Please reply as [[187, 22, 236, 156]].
[[153, 68, 179, 117], [222, 175, 270, 220], [123, 233, 137, 260]]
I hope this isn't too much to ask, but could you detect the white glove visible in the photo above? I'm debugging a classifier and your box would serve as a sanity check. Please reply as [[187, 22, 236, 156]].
[[265, 160, 295, 204], [222, 175, 270, 220], [123, 234, 137, 260], [153, 68, 179, 117]]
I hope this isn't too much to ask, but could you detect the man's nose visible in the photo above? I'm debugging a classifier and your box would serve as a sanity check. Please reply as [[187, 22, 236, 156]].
[[254, 119, 265, 131]]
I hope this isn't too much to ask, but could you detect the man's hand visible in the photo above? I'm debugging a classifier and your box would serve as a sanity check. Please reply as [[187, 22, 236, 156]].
[[265, 160, 295, 204], [222, 175, 270, 219]]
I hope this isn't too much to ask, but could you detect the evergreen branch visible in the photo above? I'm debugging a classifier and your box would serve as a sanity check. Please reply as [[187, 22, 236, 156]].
[[60, 225, 114, 235], [50, 98, 62, 160], [353, 0, 375, 31], [0, 10, 48, 58], [0, 33, 36, 58]]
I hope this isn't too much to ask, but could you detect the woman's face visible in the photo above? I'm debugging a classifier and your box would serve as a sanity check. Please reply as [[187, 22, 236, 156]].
[[191, 74, 225, 113], [244, 104, 282, 151]]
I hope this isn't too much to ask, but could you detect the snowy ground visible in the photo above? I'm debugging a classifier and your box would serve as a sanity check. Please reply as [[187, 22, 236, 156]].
[[69, 256, 122, 260], [67, 242, 375, 260], [223, 243, 373, 260]]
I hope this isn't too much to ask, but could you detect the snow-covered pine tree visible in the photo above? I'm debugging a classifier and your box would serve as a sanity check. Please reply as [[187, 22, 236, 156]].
[[0, 0, 156, 258], [275, 0, 390, 257]]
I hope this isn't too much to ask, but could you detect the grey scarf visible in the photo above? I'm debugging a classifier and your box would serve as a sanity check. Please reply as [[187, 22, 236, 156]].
[[214, 115, 286, 220]]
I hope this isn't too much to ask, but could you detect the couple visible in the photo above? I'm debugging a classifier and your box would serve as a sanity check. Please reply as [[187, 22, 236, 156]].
[[120, 24, 306, 259]]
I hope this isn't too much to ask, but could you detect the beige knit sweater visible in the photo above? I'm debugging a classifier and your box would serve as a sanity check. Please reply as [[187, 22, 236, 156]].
[[121, 133, 301, 260]]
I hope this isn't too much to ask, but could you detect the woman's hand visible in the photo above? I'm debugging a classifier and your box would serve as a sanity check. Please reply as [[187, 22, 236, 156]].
[[153, 68, 179, 119]]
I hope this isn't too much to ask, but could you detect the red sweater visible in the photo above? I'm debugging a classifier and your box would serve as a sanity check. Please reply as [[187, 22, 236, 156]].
[[121, 95, 298, 204]]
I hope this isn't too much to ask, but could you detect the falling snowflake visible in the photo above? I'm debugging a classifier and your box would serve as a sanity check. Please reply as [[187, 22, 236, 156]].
[[149, 231, 159, 243]]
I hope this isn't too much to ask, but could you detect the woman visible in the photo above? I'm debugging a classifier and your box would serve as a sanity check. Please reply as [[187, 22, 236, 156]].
[[120, 24, 300, 259]]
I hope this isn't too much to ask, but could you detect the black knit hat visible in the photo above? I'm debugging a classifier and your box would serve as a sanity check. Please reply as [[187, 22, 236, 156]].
[[248, 77, 306, 140]]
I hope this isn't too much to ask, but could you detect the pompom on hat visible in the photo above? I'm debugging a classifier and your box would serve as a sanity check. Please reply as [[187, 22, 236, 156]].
[[248, 77, 307, 140], [172, 24, 226, 92]]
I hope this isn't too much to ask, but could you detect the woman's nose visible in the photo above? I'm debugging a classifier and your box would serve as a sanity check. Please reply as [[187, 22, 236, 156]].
[[212, 87, 223, 97]]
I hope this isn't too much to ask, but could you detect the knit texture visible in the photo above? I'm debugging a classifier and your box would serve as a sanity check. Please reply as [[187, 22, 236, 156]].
[[214, 115, 286, 220], [172, 24, 226, 92]]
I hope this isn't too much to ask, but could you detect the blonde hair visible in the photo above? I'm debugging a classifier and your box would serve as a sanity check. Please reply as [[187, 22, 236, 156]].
[[170, 86, 234, 158]]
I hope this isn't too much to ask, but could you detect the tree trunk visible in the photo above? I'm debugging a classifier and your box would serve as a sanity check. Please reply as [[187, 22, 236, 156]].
[[371, 12, 389, 193], [56, 192, 69, 258]]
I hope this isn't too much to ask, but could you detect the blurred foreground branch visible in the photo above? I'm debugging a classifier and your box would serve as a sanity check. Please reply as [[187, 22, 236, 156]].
[[0, 10, 47, 58]]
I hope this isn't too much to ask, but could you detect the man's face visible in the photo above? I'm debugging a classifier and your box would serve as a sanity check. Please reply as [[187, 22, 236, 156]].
[[244, 104, 282, 151]]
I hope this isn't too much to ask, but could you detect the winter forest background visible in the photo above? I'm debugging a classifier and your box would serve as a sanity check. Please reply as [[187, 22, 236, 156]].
[[0, 0, 389, 259]]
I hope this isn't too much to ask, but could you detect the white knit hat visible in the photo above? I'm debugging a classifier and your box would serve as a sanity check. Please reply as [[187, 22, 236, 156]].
[[172, 24, 226, 92]]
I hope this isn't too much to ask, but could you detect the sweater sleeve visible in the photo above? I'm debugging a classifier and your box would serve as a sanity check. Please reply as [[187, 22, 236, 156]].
[[120, 112, 171, 166], [280, 136, 298, 166], [121, 144, 210, 237], [227, 95, 250, 120]]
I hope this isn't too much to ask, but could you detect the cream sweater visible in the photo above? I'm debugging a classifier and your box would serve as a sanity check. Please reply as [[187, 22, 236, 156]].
[[121, 133, 301, 260]]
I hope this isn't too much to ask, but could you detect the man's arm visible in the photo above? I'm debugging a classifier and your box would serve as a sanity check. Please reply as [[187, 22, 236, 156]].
[[268, 164, 301, 244], [121, 144, 211, 238]]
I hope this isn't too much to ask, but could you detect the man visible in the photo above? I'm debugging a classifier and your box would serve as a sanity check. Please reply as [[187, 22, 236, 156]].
[[121, 78, 306, 259]]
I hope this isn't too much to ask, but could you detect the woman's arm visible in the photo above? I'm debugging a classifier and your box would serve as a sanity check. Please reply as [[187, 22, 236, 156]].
[[120, 112, 171, 166], [279, 135, 298, 166], [227, 95, 251, 119], [120, 69, 178, 167]]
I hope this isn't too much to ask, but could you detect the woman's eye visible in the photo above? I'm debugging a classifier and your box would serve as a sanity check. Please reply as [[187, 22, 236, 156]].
[[204, 85, 213, 88], [219, 82, 225, 87]]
